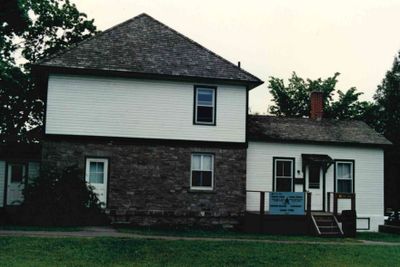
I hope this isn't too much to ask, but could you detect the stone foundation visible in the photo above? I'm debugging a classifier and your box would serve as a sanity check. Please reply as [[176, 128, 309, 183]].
[[42, 138, 246, 227]]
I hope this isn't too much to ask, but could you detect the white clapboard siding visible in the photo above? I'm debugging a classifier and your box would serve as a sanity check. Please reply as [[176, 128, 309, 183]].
[[247, 142, 384, 231], [0, 161, 5, 207], [46, 74, 247, 143]]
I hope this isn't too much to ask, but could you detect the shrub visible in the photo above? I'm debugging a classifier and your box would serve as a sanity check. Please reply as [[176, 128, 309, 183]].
[[17, 165, 108, 226]]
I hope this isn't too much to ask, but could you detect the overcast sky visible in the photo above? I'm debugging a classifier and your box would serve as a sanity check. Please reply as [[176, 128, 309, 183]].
[[71, 0, 400, 114]]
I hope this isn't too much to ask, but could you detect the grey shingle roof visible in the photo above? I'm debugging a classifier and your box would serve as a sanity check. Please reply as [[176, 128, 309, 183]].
[[248, 115, 392, 146], [37, 13, 263, 87]]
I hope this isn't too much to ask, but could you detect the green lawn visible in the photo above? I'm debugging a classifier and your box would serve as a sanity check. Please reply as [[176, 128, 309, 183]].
[[0, 225, 82, 232], [116, 226, 350, 242], [357, 232, 400, 243], [116, 226, 400, 243], [2, 225, 400, 243], [0, 236, 399, 266]]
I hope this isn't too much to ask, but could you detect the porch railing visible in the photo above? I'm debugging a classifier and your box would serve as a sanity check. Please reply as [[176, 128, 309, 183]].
[[247, 191, 356, 216], [327, 192, 356, 215], [246, 190, 312, 216]]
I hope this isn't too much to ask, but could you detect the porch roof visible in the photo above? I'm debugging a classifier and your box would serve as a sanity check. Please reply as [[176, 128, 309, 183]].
[[301, 154, 333, 171], [302, 154, 333, 165]]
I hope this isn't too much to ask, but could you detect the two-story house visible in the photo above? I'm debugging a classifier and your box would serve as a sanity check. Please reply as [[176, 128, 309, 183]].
[[34, 13, 262, 226], [1, 13, 389, 233]]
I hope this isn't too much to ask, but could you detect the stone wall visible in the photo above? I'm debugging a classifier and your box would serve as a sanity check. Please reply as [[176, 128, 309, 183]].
[[42, 138, 247, 227]]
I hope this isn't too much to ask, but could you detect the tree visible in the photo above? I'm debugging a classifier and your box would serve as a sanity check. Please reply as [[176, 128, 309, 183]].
[[373, 51, 400, 211], [0, 0, 97, 143], [268, 72, 374, 120], [373, 51, 400, 144]]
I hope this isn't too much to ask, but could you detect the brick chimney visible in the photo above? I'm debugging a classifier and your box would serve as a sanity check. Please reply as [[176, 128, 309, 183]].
[[310, 91, 323, 120]]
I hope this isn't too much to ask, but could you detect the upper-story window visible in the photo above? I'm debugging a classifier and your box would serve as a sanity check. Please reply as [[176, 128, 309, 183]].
[[194, 86, 216, 125]]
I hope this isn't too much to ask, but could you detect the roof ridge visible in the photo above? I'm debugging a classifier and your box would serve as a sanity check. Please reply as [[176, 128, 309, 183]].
[[142, 14, 263, 83], [35, 13, 148, 65]]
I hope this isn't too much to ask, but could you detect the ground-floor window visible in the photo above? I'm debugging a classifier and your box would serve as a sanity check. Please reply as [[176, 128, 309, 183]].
[[190, 153, 214, 190], [335, 160, 354, 193], [273, 158, 294, 192]]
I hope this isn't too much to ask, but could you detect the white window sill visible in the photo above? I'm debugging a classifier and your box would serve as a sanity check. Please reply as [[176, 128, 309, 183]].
[[189, 187, 215, 193]]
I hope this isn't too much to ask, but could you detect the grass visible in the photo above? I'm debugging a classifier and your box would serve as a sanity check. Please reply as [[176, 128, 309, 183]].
[[116, 226, 359, 242], [357, 232, 400, 243], [0, 236, 399, 266], [2, 224, 400, 243], [0, 225, 82, 232], [116, 226, 400, 243]]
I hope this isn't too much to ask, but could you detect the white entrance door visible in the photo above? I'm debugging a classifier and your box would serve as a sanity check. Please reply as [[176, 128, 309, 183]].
[[85, 158, 108, 207], [7, 163, 26, 205], [306, 165, 324, 211]]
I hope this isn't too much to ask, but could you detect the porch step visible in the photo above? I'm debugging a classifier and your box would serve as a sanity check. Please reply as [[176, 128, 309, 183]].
[[312, 214, 344, 237]]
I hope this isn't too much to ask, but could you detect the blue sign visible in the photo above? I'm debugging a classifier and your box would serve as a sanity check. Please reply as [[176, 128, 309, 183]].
[[269, 192, 305, 215]]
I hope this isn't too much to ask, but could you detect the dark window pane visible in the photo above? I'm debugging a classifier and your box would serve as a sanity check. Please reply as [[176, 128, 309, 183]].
[[276, 160, 292, 177], [192, 171, 202, 186], [309, 165, 320, 189], [202, 171, 212, 187], [283, 161, 291, 177], [11, 165, 23, 183], [276, 161, 283, 176], [338, 180, 352, 193], [192, 171, 212, 187], [197, 106, 213, 122], [276, 178, 292, 192]]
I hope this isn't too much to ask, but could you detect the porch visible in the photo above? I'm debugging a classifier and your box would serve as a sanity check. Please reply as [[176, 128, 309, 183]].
[[244, 190, 356, 237]]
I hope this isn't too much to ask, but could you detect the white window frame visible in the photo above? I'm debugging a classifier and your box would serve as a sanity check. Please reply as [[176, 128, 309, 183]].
[[190, 153, 214, 190], [194, 87, 216, 125], [274, 158, 294, 192], [335, 161, 354, 193], [85, 158, 108, 185]]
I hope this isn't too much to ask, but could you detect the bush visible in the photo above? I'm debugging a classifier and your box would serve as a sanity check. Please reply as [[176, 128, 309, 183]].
[[16, 165, 109, 226]]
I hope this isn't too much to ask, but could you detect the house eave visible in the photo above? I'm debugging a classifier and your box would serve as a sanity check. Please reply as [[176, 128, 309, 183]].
[[32, 65, 264, 89], [248, 137, 392, 149], [44, 134, 249, 149]]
